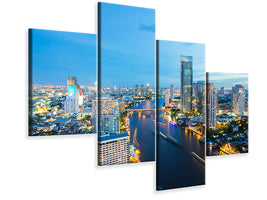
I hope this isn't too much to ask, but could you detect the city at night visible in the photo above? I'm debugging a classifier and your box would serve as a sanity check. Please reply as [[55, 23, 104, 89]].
[[156, 40, 206, 190], [97, 3, 156, 165], [28, 29, 97, 136], [206, 72, 248, 156]]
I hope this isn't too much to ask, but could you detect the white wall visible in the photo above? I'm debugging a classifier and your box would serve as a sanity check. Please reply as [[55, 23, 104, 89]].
[[0, 0, 266, 199]]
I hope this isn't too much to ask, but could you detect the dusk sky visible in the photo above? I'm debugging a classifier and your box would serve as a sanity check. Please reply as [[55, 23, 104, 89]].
[[158, 40, 205, 88], [99, 2, 155, 87], [208, 72, 248, 89], [31, 29, 96, 86]]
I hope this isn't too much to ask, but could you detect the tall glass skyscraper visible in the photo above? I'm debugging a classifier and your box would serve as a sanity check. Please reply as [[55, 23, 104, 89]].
[[206, 82, 217, 130], [181, 56, 193, 113]]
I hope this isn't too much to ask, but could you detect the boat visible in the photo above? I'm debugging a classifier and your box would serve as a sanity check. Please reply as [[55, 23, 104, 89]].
[[191, 152, 205, 165]]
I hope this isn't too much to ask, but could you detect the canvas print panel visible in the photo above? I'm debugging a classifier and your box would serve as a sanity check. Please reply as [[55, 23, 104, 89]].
[[29, 29, 97, 136], [156, 40, 205, 190], [206, 72, 248, 156], [97, 2, 155, 165]]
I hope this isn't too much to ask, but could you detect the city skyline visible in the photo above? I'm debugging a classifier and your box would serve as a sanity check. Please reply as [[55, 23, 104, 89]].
[[208, 72, 248, 89], [30, 29, 96, 86], [157, 40, 205, 88], [206, 72, 248, 156], [157, 40, 205, 190]]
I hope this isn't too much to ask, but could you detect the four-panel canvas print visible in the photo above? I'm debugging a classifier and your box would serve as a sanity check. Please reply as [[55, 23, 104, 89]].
[[28, 2, 249, 191]]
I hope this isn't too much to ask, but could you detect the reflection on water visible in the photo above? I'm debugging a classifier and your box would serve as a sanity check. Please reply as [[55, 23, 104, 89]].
[[129, 99, 155, 162], [156, 97, 205, 190]]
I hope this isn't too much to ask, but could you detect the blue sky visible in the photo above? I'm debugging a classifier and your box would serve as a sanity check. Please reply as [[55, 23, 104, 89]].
[[207, 72, 248, 89], [157, 40, 205, 88], [31, 29, 96, 86], [99, 2, 155, 87]]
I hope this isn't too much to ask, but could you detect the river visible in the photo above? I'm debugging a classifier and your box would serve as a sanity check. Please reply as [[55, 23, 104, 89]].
[[129, 97, 205, 190], [156, 97, 205, 190]]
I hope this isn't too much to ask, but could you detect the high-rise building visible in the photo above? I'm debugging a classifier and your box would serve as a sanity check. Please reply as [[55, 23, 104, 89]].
[[67, 76, 80, 95], [146, 84, 150, 98], [78, 92, 83, 106], [234, 88, 245, 116], [206, 82, 217, 130], [196, 81, 205, 114], [98, 133, 130, 165], [134, 85, 139, 97], [181, 56, 193, 113], [170, 84, 174, 101], [92, 99, 120, 134], [140, 84, 144, 97], [165, 89, 169, 107], [220, 87, 224, 95], [95, 98, 130, 166], [232, 84, 244, 109], [65, 94, 79, 114]]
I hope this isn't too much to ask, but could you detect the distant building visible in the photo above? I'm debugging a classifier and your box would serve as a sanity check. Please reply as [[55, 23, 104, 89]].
[[78, 92, 83, 106], [65, 94, 79, 114], [206, 82, 217, 129], [134, 85, 139, 97], [92, 99, 120, 134], [196, 81, 205, 114], [165, 89, 169, 107], [181, 56, 193, 113], [67, 76, 80, 95], [170, 84, 174, 101], [98, 133, 130, 166], [220, 87, 224, 95], [140, 84, 144, 97], [232, 84, 244, 109], [234, 88, 245, 116], [146, 84, 150, 98]]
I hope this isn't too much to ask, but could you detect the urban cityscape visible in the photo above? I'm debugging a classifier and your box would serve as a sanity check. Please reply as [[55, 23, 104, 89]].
[[96, 85, 155, 165], [156, 41, 205, 190], [29, 29, 97, 136], [206, 72, 248, 156], [29, 77, 97, 136]]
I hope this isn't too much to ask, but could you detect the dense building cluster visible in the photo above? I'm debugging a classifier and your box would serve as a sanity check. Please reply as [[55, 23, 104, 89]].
[[29, 77, 96, 136]]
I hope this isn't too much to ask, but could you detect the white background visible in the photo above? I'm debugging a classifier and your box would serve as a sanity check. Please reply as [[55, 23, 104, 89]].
[[0, 0, 266, 199]]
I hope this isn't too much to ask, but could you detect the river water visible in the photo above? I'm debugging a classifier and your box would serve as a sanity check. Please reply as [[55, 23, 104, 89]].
[[129, 97, 205, 190], [156, 97, 205, 190]]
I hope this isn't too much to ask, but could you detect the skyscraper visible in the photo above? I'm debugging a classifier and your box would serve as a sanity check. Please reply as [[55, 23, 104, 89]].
[[65, 77, 80, 114], [206, 82, 217, 130], [92, 99, 120, 134], [140, 84, 144, 97], [232, 84, 244, 109], [65, 94, 79, 114], [95, 98, 130, 166], [220, 87, 224, 95], [134, 85, 139, 97], [98, 133, 130, 165], [234, 88, 245, 116], [67, 76, 80, 95], [181, 56, 193, 113], [196, 81, 205, 114], [170, 84, 174, 101], [165, 89, 169, 107]]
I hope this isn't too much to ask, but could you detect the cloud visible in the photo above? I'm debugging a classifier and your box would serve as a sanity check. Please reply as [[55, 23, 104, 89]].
[[138, 24, 155, 33]]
